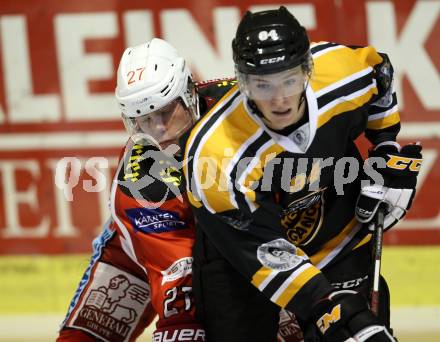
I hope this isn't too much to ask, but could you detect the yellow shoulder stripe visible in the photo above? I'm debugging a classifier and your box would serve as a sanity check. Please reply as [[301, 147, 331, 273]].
[[309, 217, 358, 266], [187, 190, 202, 208], [184, 85, 239, 207], [197, 102, 261, 213], [242, 143, 284, 209], [275, 266, 321, 308], [251, 266, 274, 288], [367, 111, 400, 130], [318, 87, 377, 128], [353, 234, 372, 250], [187, 84, 239, 149], [311, 46, 381, 93]]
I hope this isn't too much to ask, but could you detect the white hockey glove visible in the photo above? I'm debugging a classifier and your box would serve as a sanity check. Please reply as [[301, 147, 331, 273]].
[[356, 141, 422, 231]]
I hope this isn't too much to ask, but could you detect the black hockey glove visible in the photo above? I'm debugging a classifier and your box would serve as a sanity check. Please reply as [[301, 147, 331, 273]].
[[309, 290, 395, 341], [355, 141, 422, 231]]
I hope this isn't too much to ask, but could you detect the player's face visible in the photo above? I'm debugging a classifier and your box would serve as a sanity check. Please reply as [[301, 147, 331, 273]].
[[129, 99, 194, 148], [245, 67, 307, 130], [253, 92, 305, 130]]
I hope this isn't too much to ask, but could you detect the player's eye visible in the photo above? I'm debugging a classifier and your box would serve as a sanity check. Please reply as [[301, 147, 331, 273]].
[[256, 83, 272, 91], [140, 116, 152, 124], [284, 78, 297, 86], [158, 107, 170, 116]]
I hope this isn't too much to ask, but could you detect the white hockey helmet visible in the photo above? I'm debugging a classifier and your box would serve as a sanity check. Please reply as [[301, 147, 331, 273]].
[[115, 38, 199, 147]]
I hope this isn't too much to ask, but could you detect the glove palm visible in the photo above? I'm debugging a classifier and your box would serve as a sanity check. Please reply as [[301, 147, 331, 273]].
[[356, 142, 422, 231]]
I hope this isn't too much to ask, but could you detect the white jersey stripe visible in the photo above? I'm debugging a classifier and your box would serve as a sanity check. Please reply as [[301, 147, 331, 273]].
[[237, 139, 275, 213], [258, 269, 280, 292], [110, 152, 148, 276], [193, 93, 244, 213], [227, 126, 265, 210], [270, 263, 312, 303], [185, 88, 240, 204], [315, 222, 363, 269], [318, 80, 377, 117], [185, 87, 240, 154], [368, 104, 399, 121], [314, 66, 373, 98], [311, 44, 345, 59]]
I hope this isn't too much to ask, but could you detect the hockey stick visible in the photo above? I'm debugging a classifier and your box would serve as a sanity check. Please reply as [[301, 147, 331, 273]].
[[370, 206, 385, 316]]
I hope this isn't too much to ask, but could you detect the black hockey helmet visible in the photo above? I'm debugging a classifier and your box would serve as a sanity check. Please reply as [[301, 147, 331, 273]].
[[232, 6, 310, 75]]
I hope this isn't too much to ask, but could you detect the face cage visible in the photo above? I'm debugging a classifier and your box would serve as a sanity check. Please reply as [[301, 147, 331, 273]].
[[122, 95, 197, 149], [121, 77, 198, 149], [237, 53, 314, 101], [182, 78, 199, 120]]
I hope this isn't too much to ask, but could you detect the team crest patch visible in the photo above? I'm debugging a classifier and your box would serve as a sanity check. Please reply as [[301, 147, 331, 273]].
[[66, 262, 151, 342], [280, 190, 324, 246], [257, 239, 304, 271]]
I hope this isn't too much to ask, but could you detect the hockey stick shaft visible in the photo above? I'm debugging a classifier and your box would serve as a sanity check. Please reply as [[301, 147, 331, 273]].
[[370, 206, 385, 316]]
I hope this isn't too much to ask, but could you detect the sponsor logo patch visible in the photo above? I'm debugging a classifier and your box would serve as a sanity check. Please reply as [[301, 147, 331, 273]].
[[316, 304, 341, 334], [62, 221, 115, 326], [67, 262, 151, 342], [125, 207, 187, 234], [161, 257, 193, 285], [260, 56, 286, 64], [257, 239, 304, 271], [331, 275, 368, 289], [153, 328, 206, 342]]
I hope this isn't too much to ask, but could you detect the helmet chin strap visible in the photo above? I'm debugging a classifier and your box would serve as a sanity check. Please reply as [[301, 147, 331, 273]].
[[297, 89, 306, 112], [298, 75, 311, 111], [247, 99, 263, 117], [289, 77, 309, 124], [130, 132, 162, 150]]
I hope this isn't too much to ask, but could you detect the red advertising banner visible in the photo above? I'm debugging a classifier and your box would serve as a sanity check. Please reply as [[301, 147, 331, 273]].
[[0, 0, 439, 254]]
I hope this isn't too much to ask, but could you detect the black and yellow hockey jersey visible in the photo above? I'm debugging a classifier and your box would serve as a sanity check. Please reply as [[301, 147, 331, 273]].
[[183, 42, 400, 320]]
